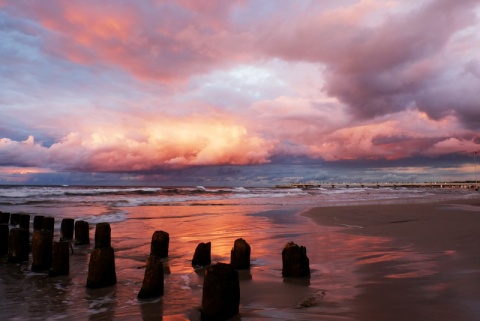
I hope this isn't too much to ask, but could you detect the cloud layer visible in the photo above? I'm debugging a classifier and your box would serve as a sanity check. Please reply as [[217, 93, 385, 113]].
[[1, 0, 480, 184]]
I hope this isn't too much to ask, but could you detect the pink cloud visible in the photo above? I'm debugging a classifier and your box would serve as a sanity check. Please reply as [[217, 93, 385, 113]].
[[254, 106, 477, 161], [4, 0, 253, 83], [259, 0, 480, 122], [1, 0, 479, 179]]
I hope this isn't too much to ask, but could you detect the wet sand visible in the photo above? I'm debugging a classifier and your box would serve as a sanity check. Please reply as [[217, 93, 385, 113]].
[[304, 197, 480, 321]]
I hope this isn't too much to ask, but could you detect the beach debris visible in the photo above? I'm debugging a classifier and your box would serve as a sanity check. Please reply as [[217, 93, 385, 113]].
[[33, 215, 44, 231], [60, 218, 74, 241], [340, 224, 363, 229], [0, 212, 10, 224], [31, 230, 54, 272], [282, 241, 310, 278], [75, 220, 90, 245], [10, 213, 20, 226], [230, 238, 251, 270], [19, 214, 30, 231], [137, 255, 164, 299], [42, 216, 55, 232], [94, 222, 111, 249], [7, 227, 29, 263], [297, 296, 317, 308], [192, 242, 211, 267], [86, 246, 117, 288], [49, 241, 70, 277], [0, 224, 9, 256], [201, 263, 240, 320], [150, 230, 169, 258]]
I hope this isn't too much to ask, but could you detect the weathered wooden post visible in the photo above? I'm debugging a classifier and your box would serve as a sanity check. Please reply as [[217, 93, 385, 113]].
[[10, 213, 20, 226], [60, 218, 74, 241], [201, 263, 240, 320], [94, 222, 111, 249], [31, 230, 53, 272], [230, 238, 251, 270], [137, 255, 164, 299], [192, 242, 211, 267], [42, 216, 55, 232], [19, 214, 30, 231], [282, 241, 310, 277], [33, 215, 44, 231], [49, 241, 70, 277], [0, 212, 10, 224], [7, 228, 29, 263], [0, 224, 9, 256], [150, 230, 169, 258], [86, 223, 116, 288], [75, 220, 90, 245], [86, 247, 117, 288]]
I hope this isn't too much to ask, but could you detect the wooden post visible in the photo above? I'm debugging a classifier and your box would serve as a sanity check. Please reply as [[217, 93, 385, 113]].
[[150, 230, 169, 258], [33, 215, 44, 231], [49, 241, 70, 277], [10, 213, 20, 226], [75, 220, 90, 245], [192, 242, 211, 267], [86, 247, 117, 288], [94, 222, 111, 249], [0, 224, 9, 256], [60, 218, 74, 241], [7, 228, 29, 263], [31, 230, 53, 272], [137, 255, 164, 299], [230, 238, 251, 270], [19, 214, 30, 231], [42, 216, 55, 232], [0, 212, 10, 224], [282, 241, 310, 277], [201, 263, 240, 320]]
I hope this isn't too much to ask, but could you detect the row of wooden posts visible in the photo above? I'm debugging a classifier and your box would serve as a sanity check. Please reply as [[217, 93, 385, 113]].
[[0, 211, 310, 320]]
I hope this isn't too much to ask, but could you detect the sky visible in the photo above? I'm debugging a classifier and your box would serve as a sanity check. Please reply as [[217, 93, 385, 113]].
[[1, 0, 480, 186]]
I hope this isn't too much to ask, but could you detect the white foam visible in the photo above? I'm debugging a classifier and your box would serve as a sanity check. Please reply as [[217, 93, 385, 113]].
[[82, 210, 128, 224]]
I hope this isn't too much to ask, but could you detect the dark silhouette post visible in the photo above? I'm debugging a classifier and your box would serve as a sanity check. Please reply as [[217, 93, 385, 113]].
[[230, 238, 251, 270], [33, 215, 44, 231], [49, 241, 70, 277], [42, 216, 55, 232], [138, 255, 164, 299], [192, 242, 211, 267], [19, 214, 30, 231], [0, 224, 9, 256], [75, 220, 90, 245], [94, 222, 111, 249], [0, 212, 10, 224], [87, 223, 116, 288], [150, 230, 169, 258], [7, 228, 29, 263], [282, 241, 310, 277], [31, 230, 54, 272], [60, 218, 75, 241], [201, 263, 240, 320]]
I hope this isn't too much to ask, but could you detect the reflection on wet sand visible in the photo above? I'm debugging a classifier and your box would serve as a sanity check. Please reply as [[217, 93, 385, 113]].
[[0, 202, 459, 320]]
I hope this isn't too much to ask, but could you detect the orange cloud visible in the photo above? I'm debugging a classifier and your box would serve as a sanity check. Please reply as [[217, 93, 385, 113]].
[[1, 115, 274, 172]]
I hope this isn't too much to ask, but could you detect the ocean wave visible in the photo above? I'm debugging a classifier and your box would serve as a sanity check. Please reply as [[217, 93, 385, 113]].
[[82, 209, 128, 224]]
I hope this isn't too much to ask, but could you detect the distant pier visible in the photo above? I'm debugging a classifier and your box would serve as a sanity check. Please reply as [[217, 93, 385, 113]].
[[275, 182, 479, 190]]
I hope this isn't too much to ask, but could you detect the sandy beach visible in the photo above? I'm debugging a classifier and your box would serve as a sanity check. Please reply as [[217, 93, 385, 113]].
[[304, 197, 480, 321], [1, 186, 480, 320]]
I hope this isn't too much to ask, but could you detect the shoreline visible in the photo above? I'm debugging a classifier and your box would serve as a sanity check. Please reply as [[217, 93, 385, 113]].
[[303, 196, 480, 321]]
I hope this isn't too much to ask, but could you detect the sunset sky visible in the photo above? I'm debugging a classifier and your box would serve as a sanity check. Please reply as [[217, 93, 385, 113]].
[[1, 0, 480, 186]]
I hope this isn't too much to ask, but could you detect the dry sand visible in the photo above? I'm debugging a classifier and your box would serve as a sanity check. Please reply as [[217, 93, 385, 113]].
[[304, 197, 480, 321]]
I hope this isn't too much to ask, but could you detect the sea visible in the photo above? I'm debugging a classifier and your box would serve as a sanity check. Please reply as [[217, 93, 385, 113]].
[[0, 184, 478, 320]]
